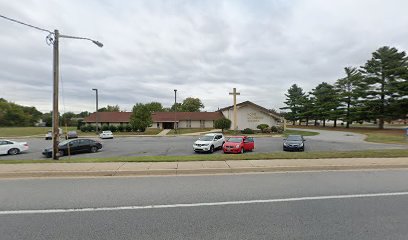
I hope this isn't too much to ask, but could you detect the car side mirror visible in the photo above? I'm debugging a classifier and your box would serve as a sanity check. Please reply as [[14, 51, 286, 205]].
[[283, 138, 287, 140], [303, 139, 306, 141]]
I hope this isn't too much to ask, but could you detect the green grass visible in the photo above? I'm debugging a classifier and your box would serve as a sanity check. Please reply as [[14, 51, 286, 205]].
[[0, 127, 77, 137], [2, 149, 408, 164], [168, 128, 214, 135]]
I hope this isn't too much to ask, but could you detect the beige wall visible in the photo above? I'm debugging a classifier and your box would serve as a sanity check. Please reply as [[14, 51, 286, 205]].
[[221, 106, 280, 130], [150, 120, 215, 129]]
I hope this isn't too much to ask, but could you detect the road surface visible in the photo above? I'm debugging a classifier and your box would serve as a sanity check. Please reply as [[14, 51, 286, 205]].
[[1, 169, 408, 239]]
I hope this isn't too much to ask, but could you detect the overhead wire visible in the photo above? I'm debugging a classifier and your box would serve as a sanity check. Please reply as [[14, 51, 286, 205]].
[[0, 14, 52, 34]]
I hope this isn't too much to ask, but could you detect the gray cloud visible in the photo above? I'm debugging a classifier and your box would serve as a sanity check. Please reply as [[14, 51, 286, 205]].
[[1, 0, 408, 113]]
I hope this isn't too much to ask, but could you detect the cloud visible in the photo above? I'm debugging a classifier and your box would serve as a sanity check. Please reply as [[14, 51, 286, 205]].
[[1, 0, 408, 113]]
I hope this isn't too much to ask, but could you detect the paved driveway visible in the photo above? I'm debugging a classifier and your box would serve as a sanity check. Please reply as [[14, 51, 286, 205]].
[[0, 129, 406, 160]]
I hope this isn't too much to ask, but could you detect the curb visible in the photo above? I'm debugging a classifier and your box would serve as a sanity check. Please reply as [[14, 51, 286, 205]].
[[2, 164, 408, 179]]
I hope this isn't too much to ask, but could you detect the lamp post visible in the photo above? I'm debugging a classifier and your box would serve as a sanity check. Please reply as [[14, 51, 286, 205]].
[[51, 30, 103, 160], [92, 88, 99, 134], [174, 89, 177, 134]]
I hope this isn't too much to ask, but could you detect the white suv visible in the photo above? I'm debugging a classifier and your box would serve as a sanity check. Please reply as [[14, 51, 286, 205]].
[[99, 131, 114, 139], [193, 133, 225, 153]]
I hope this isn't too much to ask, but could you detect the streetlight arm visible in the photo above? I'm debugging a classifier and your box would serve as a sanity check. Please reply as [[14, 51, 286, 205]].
[[59, 34, 103, 47]]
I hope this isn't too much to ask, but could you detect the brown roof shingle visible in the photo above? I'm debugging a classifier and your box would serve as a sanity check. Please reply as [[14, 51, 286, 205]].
[[152, 112, 224, 122], [84, 112, 132, 123]]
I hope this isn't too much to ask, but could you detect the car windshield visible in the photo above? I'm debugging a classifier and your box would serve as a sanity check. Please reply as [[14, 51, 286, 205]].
[[227, 137, 243, 143], [58, 140, 71, 146], [287, 136, 302, 141], [199, 136, 213, 141]]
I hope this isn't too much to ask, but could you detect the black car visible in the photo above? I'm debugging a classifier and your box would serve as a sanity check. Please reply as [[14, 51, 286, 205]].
[[42, 139, 102, 158], [283, 135, 305, 151]]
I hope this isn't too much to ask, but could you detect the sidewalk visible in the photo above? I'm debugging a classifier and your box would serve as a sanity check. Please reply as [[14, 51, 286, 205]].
[[1, 157, 408, 178]]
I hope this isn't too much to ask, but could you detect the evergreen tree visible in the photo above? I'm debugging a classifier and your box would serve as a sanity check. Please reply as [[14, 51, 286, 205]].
[[310, 82, 339, 127], [360, 46, 408, 129], [280, 84, 306, 125]]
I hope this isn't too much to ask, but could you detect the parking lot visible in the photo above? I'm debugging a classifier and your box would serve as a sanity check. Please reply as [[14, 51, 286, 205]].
[[0, 132, 406, 160]]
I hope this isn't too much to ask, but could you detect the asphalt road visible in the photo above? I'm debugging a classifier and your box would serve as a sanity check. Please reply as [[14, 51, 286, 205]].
[[1, 170, 408, 239], [0, 133, 405, 160]]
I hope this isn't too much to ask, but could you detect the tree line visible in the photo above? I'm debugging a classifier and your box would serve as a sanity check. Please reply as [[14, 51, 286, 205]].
[[281, 46, 408, 129]]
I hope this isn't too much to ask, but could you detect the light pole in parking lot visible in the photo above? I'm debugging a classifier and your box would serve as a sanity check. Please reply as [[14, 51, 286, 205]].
[[92, 88, 99, 134], [174, 89, 177, 134]]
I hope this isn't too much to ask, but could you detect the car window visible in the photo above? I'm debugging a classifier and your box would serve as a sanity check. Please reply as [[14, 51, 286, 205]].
[[200, 136, 214, 141], [248, 137, 254, 142], [227, 137, 243, 143]]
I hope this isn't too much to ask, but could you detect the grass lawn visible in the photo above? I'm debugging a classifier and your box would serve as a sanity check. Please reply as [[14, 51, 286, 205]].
[[289, 125, 408, 145], [0, 127, 77, 137], [2, 149, 408, 164], [167, 128, 215, 135]]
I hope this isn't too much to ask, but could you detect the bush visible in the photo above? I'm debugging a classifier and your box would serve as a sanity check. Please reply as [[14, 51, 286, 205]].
[[214, 118, 232, 132], [271, 126, 284, 133], [102, 124, 109, 131], [241, 128, 254, 134], [117, 125, 124, 132], [80, 126, 88, 132], [125, 124, 132, 132], [256, 124, 269, 133], [109, 125, 117, 132], [86, 125, 95, 132]]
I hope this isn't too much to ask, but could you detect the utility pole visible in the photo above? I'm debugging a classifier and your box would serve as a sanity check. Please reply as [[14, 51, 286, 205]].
[[52, 29, 60, 160], [92, 88, 99, 133], [174, 89, 177, 134]]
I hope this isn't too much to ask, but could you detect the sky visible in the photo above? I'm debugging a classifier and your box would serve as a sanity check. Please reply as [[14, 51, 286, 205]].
[[1, 0, 408, 114]]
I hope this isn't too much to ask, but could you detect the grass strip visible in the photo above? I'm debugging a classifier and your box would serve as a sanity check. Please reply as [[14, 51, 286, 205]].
[[1, 149, 408, 164]]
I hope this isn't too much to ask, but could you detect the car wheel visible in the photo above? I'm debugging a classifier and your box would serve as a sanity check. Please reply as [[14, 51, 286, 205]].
[[8, 148, 19, 155], [90, 146, 98, 153], [58, 150, 64, 157], [209, 145, 214, 153], [240, 148, 244, 154]]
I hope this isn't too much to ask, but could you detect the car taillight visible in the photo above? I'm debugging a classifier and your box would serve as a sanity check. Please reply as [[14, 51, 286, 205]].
[[24, 144, 28, 146]]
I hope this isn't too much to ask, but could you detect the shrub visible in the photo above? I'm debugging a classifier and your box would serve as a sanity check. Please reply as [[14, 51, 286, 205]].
[[86, 125, 95, 132], [214, 118, 232, 132], [117, 125, 124, 132], [241, 128, 254, 134], [270, 126, 278, 133], [102, 124, 109, 131], [125, 124, 132, 132], [256, 124, 269, 133], [80, 126, 88, 132], [109, 125, 117, 132]]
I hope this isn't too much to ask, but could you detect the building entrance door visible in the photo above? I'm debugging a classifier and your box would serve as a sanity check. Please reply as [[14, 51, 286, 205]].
[[163, 122, 174, 129]]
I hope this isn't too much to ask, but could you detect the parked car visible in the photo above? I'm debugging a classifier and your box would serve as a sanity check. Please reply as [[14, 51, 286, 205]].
[[223, 136, 254, 154], [65, 131, 78, 139], [193, 133, 225, 153], [99, 130, 114, 139], [45, 128, 63, 140], [283, 135, 305, 151], [0, 140, 29, 155], [42, 139, 102, 158]]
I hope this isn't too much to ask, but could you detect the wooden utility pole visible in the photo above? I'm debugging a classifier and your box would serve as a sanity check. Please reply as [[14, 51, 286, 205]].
[[229, 88, 240, 130], [52, 29, 60, 160]]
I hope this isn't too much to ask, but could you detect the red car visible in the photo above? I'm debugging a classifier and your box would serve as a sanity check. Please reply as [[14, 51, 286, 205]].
[[223, 136, 254, 154]]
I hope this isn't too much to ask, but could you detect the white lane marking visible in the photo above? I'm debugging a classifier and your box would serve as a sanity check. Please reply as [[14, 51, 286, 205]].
[[1, 191, 408, 215]]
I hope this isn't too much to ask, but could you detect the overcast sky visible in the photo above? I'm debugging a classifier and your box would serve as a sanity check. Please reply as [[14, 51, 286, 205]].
[[1, 0, 408, 113]]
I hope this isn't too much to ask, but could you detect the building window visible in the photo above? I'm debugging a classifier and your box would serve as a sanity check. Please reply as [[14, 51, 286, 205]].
[[187, 120, 191, 128], [200, 120, 205, 128], [157, 123, 160, 128]]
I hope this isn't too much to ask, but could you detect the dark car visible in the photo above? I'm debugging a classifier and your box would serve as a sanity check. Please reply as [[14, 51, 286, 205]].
[[283, 135, 305, 151], [65, 131, 78, 139], [42, 139, 102, 158]]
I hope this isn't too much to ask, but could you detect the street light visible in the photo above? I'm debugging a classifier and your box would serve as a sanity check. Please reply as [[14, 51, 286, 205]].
[[174, 89, 177, 134], [92, 88, 99, 134], [50, 30, 103, 160]]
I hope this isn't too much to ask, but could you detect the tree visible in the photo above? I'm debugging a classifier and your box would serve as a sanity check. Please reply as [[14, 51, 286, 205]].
[[310, 82, 339, 127], [360, 46, 408, 129], [130, 103, 152, 132], [0, 98, 42, 127], [214, 118, 231, 133], [257, 124, 269, 133], [280, 84, 306, 125], [145, 102, 164, 112], [335, 67, 366, 128], [172, 97, 204, 112], [99, 105, 120, 112], [61, 112, 76, 126]]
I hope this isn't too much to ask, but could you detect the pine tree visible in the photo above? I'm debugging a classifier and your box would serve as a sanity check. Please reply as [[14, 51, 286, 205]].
[[280, 84, 306, 125]]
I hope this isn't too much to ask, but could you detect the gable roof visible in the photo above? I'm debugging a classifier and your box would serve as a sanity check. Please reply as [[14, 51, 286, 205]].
[[218, 101, 281, 119], [84, 112, 132, 123], [152, 112, 223, 122]]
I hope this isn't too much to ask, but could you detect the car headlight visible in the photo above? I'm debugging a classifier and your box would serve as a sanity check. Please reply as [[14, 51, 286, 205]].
[[299, 143, 304, 147], [235, 145, 240, 148], [283, 143, 288, 146]]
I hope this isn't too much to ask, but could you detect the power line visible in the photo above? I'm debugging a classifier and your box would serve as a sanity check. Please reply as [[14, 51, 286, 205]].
[[0, 13, 52, 34]]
